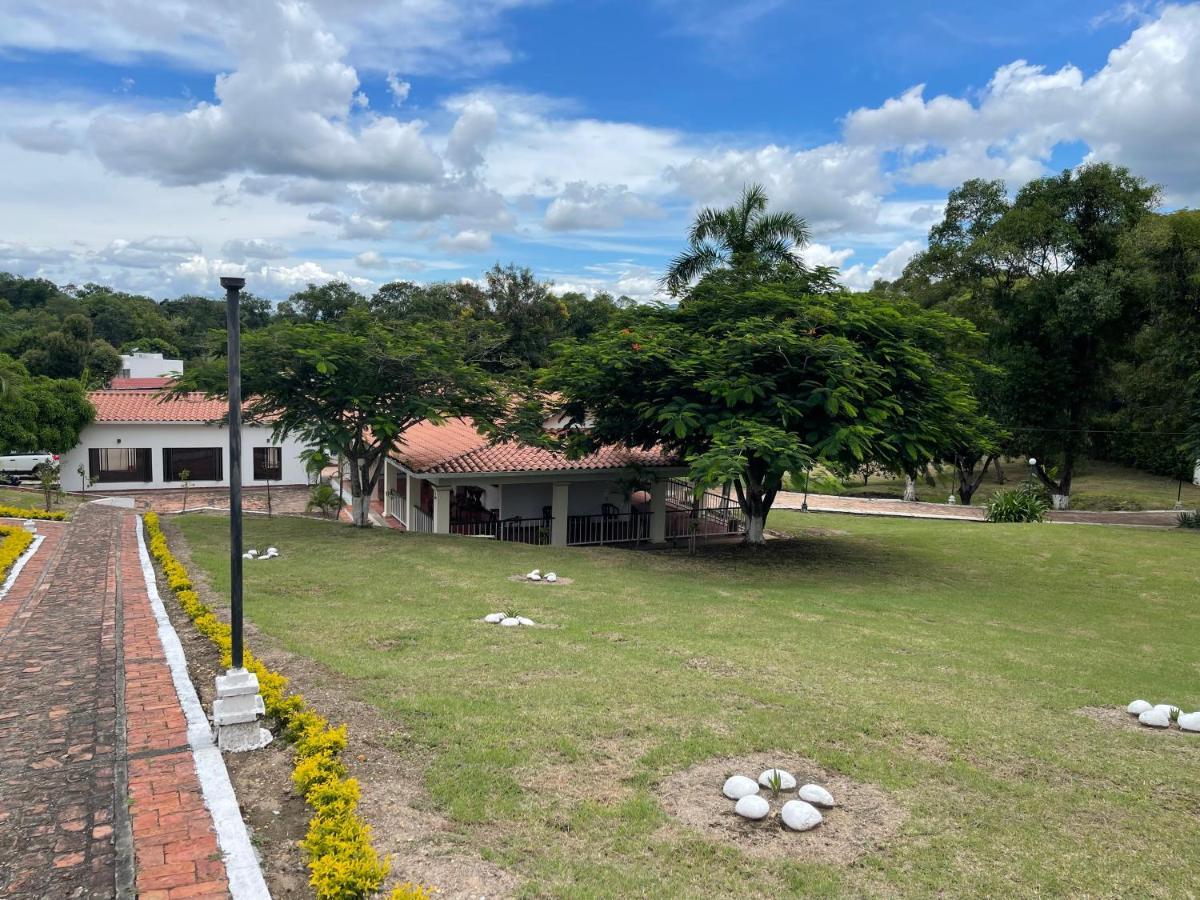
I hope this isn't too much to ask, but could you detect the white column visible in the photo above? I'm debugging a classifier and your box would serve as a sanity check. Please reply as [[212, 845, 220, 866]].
[[551, 482, 569, 547], [649, 478, 667, 544], [408, 474, 419, 527], [434, 485, 452, 534]]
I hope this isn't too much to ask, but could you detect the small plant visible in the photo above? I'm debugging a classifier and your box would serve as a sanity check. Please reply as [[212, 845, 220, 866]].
[[76, 463, 96, 497], [1178, 509, 1200, 529], [985, 485, 1049, 523], [765, 769, 784, 798], [307, 483, 342, 519], [179, 468, 191, 513], [37, 462, 63, 512]]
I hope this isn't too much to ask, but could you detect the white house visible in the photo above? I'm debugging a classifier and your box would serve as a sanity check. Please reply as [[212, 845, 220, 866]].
[[119, 351, 183, 379], [377, 417, 745, 547], [59, 390, 308, 491]]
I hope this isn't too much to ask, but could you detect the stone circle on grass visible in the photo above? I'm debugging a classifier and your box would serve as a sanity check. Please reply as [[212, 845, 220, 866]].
[[483, 611, 537, 627], [1127, 698, 1196, 734]]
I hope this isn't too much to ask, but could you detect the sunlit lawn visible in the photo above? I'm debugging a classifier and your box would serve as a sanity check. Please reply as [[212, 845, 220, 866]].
[[0, 486, 83, 514], [177, 511, 1200, 897], [837, 457, 1200, 511]]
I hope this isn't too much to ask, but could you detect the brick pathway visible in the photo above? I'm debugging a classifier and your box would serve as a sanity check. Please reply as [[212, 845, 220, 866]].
[[0, 506, 232, 899]]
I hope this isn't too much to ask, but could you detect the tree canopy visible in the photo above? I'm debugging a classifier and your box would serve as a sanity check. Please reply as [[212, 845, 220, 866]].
[[0, 354, 95, 454]]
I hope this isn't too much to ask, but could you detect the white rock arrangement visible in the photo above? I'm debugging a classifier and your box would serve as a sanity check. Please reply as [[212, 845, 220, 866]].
[[522, 569, 560, 583], [483, 611, 536, 627], [722, 768, 835, 830], [242, 547, 280, 560], [1127, 698, 1196, 733]]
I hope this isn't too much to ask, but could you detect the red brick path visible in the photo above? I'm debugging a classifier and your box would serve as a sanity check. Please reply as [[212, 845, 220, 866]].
[[0, 506, 231, 898]]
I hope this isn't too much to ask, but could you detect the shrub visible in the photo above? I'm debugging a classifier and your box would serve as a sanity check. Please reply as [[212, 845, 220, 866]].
[[0, 505, 67, 521], [985, 486, 1049, 523], [307, 483, 343, 519], [140, 511, 396, 899], [0, 525, 35, 582], [1178, 509, 1200, 529]]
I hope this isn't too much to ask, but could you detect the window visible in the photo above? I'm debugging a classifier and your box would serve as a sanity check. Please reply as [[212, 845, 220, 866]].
[[253, 446, 282, 481], [162, 447, 222, 481], [89, 448, 152, 483]]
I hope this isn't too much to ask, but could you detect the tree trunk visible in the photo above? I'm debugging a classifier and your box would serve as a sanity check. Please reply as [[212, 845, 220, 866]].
[[745, 514, 766, 544], [350, 494, 371, 526], [903, 475, 917, 502], [991, 456, 1006, 484]]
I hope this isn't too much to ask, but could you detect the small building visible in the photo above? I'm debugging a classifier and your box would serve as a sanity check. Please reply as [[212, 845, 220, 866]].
[[59, 390, 308, 491], [378, 418, 745, 547], [119, 351, 183, 380]]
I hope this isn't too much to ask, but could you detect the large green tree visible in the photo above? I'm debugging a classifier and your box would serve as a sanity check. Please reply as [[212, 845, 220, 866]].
[[545, 271, 985, 544], [0, 354, 95, 453], [178, 314, 501, 526], [662, 183, 814, 296]]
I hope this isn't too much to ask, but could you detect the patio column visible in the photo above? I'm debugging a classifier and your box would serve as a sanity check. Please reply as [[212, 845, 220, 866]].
[[551, 482, 569, 546], [649, 478, 667, 544], [408, 474, 420, 528], [434, 485, 452, 534]]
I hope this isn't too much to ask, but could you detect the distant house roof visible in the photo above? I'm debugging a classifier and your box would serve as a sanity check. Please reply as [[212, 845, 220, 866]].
[[88, 390, 240, 424], [390, 417, 680, 476], [108, 377, 175, 390]]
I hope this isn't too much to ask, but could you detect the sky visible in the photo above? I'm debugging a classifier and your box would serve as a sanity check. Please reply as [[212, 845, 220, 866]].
[[1, 0, 1198, 301]]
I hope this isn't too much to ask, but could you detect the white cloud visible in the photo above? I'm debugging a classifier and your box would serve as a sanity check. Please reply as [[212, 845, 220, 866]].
[[221, 238, 290, 261], [387, 72, 412, 106], [838, 240, 924, 291], [435, 229, 492, 253], [544, 182, 663, 231], [96, 236, 202, 269], [354, 250, 388, 268], [8, 119, 79, 154]]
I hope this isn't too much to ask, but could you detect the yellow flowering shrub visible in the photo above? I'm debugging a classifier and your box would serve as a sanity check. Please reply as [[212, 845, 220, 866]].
[[141, 511, 397, 899], [0, 505, 67, 521], [0, 526, 35, 582]]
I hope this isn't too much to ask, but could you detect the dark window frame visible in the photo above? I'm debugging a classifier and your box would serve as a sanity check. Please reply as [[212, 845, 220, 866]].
[[162, 447, 223, 482], [252, 446, 283, 481], [89, 447, 152, 483]]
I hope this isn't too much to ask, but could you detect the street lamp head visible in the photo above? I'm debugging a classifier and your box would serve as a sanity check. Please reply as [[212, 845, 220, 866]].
[[219, 276, 246, 291], [1028, 457, 1037, 467]]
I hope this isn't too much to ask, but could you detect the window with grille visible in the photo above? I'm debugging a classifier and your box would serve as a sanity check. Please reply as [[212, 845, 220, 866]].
[[89, 448, 152, 483], [253, 446, 283, 481], [162, 447, 222, 481]]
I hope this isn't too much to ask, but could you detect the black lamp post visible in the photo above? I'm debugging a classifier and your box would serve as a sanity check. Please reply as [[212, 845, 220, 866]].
[[801, 467, 810, 512], [221, 275, 246, 671]]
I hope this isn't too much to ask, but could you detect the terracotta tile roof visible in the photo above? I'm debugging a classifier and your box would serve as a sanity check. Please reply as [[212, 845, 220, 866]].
[[88, 390, 238, 423], [108, 377, 175, 390], [391, 417, 680, 475]]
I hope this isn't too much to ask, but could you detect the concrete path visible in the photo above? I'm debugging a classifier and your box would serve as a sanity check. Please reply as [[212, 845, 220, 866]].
[[774, 491, 1184, 527], [0, 505, 233, 899]]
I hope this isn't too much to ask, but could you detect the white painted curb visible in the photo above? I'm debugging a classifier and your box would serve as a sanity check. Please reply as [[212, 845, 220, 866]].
[[135, 516, 272, 899], [0, 534, 45, 600]]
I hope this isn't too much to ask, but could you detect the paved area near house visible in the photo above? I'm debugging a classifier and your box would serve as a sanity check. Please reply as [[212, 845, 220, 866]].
[[0, 505, 231, 899], [774, 491, 1184, 526]]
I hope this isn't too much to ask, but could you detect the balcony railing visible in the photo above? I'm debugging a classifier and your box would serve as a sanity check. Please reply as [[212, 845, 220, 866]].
[[450, 514, 551, 545], [566, 511, 650, 546], [409, 506, 434, 534], [665, 479, 747, 540]]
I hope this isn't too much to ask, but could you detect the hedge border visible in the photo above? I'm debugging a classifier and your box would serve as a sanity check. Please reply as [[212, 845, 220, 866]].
[[0, 505, 68, 521], [0, 525, 35, 584], [142, 512, 433, 900]]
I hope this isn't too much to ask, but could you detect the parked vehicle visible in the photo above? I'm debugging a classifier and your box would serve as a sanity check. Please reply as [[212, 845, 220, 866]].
[[0, 451, 59, 478]]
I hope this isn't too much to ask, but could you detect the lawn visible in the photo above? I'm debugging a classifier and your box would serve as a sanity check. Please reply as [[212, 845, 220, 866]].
[[0, 486, 83, 515], [835, 457, 1200, 511], [176, 512, 1200, 897]]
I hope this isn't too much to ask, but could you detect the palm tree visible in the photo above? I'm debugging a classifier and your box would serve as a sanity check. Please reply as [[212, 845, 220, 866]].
[[662, 184, 811, 295]]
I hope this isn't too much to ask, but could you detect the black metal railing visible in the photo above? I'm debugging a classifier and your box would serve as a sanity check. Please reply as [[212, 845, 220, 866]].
[[664, 479, 747, 540], [450, 514, 552, 545], [566, 511, 651, 546]]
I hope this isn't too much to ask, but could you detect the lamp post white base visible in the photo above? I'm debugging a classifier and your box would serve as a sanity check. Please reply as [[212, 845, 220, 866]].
[[214, 668, 271, 752]]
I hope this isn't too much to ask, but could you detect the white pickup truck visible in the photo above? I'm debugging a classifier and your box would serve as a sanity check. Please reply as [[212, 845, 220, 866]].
[[0, 451, 59, 479]]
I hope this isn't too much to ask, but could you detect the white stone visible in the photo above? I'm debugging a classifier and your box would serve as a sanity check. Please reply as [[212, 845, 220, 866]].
[[734, 795, 770, 820], [758, 769, 797, 790], [516, 616, 535, 626], [1154, 703, 1180, 718], [798, 784, 836, 808], [22, 519, 36, 534], [1138, 708, 1171, 728], [1126, 700, 1152, 715], [245, 549, 258, 557], [242, 552, 255, 559], [266, 546, 278, 554], [545, 572, 557, 583], [722, 775, 759, 800], [527, 573, 542, 581], [500, 617, 521, 627], [780, 800, 823, 831], [484, 613, 505, 623], [1178, 712, 1200, 733]]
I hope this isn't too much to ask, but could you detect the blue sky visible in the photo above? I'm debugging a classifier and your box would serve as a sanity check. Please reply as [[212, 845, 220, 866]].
[[1, 0, 1197, 299]]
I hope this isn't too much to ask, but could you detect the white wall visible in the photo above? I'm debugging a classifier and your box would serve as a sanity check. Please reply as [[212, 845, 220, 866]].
[[59, 422, 309, 491], [120, 352, 183, 378], [498, 482, 553, 519]]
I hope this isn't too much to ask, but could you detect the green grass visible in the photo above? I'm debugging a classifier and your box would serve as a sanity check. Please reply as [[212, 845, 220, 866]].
[[177, 512, 1200, 897], [835, 458, 1200, 511], [0, 486, 82, 515]]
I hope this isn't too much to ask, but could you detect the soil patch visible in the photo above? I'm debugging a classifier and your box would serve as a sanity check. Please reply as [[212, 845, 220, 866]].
[[505, 574, 575, 585], [1077, 706, 1200, 739], [657, 752, 905, 865], [161, 515, 520, 899]]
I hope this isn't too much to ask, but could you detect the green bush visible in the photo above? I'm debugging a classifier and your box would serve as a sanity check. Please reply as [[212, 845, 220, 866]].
[[985, 486, 1049, 523], [1178, 509, 1200, 529], [786, 467, 846, 495]]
